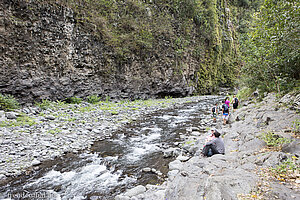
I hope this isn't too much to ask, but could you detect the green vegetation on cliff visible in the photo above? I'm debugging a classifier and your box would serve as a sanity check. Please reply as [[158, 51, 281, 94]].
[[41, 0, 256, 94]]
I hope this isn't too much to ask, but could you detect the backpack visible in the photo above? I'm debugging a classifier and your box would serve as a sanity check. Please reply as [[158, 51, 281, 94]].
[[212, 107, 216, 113], [234, 97, 239, 105], [223, 104, 229, 112]]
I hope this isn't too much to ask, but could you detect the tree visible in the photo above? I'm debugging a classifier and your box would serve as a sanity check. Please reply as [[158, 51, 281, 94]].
[[241, 0, 300, 94]]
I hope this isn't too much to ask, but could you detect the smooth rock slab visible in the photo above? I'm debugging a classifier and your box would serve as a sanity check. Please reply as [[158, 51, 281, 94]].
[[115, 195, 130, 200], [124, 185, 146, 197], [169, 160, 183, 171]]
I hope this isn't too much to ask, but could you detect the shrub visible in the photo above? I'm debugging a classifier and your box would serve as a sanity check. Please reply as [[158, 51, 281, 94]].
[[259, 132, 293, 150], [0, 114, 36, 127], [105, 96, 110, 103], [271, 158, 300, 182], [35, 99, 52, 110], [65, 97, 82, 104], [237, 87, 255, 101], [292, 119, 300, 137], [0, 93, 20, 111], [87, 95, 101, 104]]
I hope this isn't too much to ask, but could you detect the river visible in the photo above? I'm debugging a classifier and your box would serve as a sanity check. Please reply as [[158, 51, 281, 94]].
[[0, 96, 220, 200]]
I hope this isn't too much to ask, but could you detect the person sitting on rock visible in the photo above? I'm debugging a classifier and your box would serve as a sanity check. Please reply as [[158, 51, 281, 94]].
[[205, 128, 216, 144], [202, 129, 225, 157]]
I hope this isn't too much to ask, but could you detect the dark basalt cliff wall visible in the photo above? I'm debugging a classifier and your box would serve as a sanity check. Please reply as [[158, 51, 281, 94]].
[[0, 0, 241, 103]]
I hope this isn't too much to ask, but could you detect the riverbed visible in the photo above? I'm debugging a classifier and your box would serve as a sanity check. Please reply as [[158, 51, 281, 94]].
[[0, 96, 222, 200]]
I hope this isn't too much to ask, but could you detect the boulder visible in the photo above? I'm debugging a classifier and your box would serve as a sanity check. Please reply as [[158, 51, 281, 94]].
[[5, 112, 19, 119], [124, 185, 146, 197]]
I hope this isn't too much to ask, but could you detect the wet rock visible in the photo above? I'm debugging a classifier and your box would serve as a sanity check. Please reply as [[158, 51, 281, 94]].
[[157, 172, 163, 176], [163, 148, 181, 158]]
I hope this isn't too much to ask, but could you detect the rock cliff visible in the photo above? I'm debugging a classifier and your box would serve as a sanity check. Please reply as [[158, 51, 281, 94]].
[[0, 0, 243, 103]]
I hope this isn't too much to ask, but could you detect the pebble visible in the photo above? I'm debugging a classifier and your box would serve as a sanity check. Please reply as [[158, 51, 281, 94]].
[[142, 167, 151, 172]]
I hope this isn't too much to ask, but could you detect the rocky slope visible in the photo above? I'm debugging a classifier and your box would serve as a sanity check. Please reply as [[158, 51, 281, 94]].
[[116, 93, 300, 200]]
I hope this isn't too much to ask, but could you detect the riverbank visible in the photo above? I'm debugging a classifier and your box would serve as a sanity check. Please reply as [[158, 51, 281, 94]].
[[0, 96, 213, 183], [116, 93, 300, 200]]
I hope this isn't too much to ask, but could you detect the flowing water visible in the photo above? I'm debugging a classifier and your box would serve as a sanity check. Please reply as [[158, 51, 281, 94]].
[[0, 96, 220, 200]]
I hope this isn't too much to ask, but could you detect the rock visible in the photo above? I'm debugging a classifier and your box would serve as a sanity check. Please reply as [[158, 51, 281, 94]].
[[0, 174, 6, 180], [45, 115, 55, 120], [0, 111, 6, 121], [163, 148, 181, 158], [191, 131, 200, 136], [32, 152, 40, 158], [5, 112, 19, 119], [282, 140, 300, 155], [124, 185, 146, 197], [85, 126, 93, 131], [142, 167, 151, 172], [280, 94, 294, 105], [92, 129, 102, 134], [176, 155, 190, 162], [157, 172, 163, 176], [32, 159, 41, 166], [190, 127, 200, 131], [167, 170, 179, 181], [115, 195, 130, 200], [169, 160, 183, 171], [23, 108, 31, 114]]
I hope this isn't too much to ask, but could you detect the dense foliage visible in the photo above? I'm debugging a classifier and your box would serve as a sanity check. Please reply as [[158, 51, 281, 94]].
[[241, 0, 300, 94], [0, 93, 20, 111]]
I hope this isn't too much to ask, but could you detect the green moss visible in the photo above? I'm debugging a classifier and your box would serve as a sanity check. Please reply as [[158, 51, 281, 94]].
[[47, 128, 62, 135]]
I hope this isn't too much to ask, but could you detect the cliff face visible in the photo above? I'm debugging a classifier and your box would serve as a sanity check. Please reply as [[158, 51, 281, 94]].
[[0, 0, 241, 103]]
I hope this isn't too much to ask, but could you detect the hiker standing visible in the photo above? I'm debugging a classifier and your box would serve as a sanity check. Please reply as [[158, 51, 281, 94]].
[[222, 100, 229, 125], [231, 95, 239, 112], [225, 97, 230, 108], [211, 103, 218, 123]]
